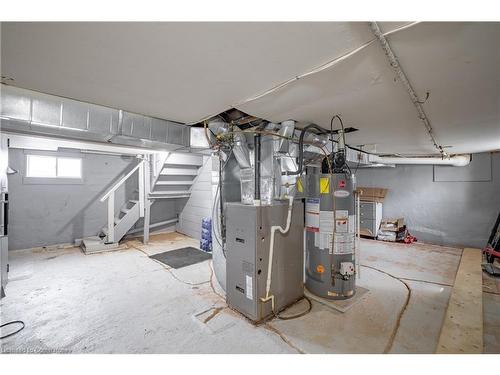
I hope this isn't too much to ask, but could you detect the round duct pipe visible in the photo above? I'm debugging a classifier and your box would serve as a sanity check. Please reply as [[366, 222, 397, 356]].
[[368, 154, 471, 167]]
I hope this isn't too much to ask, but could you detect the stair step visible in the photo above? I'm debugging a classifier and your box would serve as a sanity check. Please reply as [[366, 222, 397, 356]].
[[120, 207, 131, 214], [149, 196, 190, 200], [165, 153, 203, 166], [151, 190, 190, 195], [155, 180, 194, 186], [160, 168, 198, 176], [81, 236, 120, 255], [149, 191, 191, 199]]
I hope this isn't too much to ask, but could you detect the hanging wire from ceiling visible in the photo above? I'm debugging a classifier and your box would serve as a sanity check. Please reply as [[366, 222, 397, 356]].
[[369, 22, 447, 157], [192, 22, 421, 126]]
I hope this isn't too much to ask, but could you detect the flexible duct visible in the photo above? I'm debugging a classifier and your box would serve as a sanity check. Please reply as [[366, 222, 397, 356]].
[[277, 120, 295, 153], [208, 120, 252, 170], [369, 154, 471, 166], [232, 132, 252, 170], [286, 124, 329, 175]]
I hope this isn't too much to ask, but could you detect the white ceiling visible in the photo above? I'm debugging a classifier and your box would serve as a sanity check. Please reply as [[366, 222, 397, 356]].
[[1, 22, 499, 155]]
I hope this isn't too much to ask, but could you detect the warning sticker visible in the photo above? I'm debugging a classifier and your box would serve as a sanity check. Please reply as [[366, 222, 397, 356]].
[[333, 233, 355, 255], [336, 218, 348, 233], [245, 275, 253, 300], [336, 210, 349, 219], [297, 178, 304, 193], [320, 211, 334, 234], [305, 198, 320, 232], [320, 178, 330, 194], [319, 232, 333, 252]]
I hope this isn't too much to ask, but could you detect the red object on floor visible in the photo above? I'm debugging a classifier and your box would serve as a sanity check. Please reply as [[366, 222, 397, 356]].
[[403, 232, 417, 244], [484, 245, 500, 258]]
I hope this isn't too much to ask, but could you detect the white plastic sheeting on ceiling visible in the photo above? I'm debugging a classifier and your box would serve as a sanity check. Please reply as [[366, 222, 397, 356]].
[[1, 22, 499, 155], [238, 22, 500, 155], [1, 22, 402, 123]]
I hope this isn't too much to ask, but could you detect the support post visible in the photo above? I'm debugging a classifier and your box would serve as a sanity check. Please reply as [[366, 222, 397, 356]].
[[107, 191, 115, 243], [143, 155, 151, 244], [138, 158, 145, 218]]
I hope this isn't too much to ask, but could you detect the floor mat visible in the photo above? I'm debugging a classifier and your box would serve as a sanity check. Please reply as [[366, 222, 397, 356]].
[[150, 247, 211, 269]]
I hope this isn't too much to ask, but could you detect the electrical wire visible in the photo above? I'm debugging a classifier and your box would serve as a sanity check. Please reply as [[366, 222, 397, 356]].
[[263, 323, 305, 354], [273, 296, 312, 320], [211, 148, 233, 256], [361, 264, 411, 354], [0, 320, 25, 340], [208, 260, 227, 301]]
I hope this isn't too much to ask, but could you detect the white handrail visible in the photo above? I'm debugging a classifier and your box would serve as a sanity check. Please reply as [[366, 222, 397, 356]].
[[100, 159, 143, 202], [151, 152, 170, 186]]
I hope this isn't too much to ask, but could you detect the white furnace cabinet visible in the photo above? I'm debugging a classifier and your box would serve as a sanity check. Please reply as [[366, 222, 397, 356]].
[[359, 201, 383, 238]]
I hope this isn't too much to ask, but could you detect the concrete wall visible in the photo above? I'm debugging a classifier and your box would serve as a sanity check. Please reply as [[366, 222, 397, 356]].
[[356, 152, 500, 248], [176, 155, 212, 240], [8, 149, 177, 250]]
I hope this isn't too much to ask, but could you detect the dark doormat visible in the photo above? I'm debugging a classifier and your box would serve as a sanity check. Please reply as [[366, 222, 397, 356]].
[[150, 247, 211, 269]]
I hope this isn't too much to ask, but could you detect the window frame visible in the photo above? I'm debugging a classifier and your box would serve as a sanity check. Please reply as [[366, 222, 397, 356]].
[[23, 151, 85, 185]]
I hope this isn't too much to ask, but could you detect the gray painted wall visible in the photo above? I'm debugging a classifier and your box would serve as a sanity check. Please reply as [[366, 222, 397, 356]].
[[8, 149, 178, 250], [356, 152, 500, 248]]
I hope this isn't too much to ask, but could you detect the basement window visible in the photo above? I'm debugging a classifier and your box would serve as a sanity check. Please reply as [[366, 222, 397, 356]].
[[24, 154, 83, 184]]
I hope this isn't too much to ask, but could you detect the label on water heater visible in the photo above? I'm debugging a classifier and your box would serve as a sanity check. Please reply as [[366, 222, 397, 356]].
[[334, 190, 350, 198], [333, 233, 355, 255], [305, 198, 320, 232], [336, 218, 348, 233], [349, 215, 356, 234]]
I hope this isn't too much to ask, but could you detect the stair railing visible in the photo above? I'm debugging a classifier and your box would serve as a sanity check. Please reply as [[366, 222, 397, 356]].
[[151, 151, 170, 187], [100, 157, 146, 243]]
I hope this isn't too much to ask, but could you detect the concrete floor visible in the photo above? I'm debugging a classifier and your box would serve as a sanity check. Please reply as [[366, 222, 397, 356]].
[[1, 232, 498, 353]]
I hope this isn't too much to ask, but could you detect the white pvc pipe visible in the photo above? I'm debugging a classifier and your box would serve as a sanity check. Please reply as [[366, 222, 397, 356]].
[[261, 196, 294, 312], [369, 154, 471, 167]]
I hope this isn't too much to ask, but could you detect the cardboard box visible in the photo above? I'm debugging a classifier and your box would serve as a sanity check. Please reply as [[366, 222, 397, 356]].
[[357, 187, 388, 203], [380, 218, 405, 232]]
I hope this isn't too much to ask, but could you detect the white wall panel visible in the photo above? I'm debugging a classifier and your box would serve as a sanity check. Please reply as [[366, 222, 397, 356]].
[[176, 156, 212, 240]]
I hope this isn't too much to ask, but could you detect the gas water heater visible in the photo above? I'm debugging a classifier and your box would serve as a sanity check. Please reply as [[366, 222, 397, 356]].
[[304, 167, 357, 300]]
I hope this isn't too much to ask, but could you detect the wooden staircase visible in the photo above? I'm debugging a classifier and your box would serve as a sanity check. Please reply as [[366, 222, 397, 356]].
[[149, 153, 203, 199], [81, 152, 203, 254]]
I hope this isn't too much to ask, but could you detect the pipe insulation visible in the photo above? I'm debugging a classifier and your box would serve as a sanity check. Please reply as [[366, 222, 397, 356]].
[[369, 22, 447, 157], [369, 154, 471, 166]]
